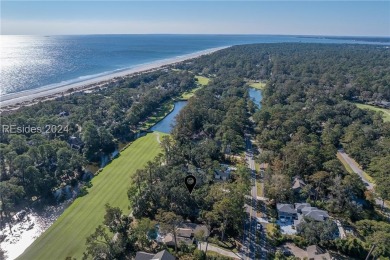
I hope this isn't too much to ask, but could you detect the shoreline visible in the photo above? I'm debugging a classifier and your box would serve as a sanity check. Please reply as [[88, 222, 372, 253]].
[[0, 46, 229, 111]]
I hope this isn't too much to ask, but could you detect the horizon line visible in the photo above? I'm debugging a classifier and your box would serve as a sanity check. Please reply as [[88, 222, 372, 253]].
[[1, 33, 390, 38]]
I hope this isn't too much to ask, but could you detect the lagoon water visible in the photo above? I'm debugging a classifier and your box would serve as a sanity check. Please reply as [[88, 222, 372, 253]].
[[153, 88, 262, 134], [151, 101, 188, 133], [1, 34, 388, 96], [249, 88, 262, 108]]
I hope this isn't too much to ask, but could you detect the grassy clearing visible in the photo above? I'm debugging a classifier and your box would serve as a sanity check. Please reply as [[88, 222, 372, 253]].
[[19, 133, 164, 260], [206, 251, 235, 259], [336, 153, 354, 174], [363, 171, 375, 184], [266, 223, 278, 238], [256, 181, 264, 197], [180, 75, 210, 100], [180, 86, 203, 100], [248, 81, 266, 90], [195, 75, 210, 86], [355, 103, 390, 122]]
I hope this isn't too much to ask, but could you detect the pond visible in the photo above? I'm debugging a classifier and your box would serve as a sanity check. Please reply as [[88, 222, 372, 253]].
[[151, 101, 188, 133], [249, 88, 262, 108]]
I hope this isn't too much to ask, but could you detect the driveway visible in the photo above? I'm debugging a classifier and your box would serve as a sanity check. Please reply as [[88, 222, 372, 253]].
[[198, 242, 242, 259]]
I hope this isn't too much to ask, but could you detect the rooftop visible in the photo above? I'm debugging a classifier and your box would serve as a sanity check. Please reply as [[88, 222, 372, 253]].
[[135, 250, 175, 260]]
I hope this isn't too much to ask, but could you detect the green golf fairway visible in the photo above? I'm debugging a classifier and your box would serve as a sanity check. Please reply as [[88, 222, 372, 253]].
[[18, 133, 164, 260]]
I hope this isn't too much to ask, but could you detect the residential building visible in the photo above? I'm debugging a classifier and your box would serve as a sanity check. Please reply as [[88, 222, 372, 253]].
[[159, 223, 209, 247], [214, 164, 235, 181], [292, 176, 306, 193], [135, 250, 176, 260], [276, 203, 330, 226], [276, 204, 298, 221]]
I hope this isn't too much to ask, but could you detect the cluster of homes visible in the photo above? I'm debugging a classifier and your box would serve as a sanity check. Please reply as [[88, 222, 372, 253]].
[[274, 176, 338, 259], [367, 100, 390, 109], [135, 223, 209, 260]]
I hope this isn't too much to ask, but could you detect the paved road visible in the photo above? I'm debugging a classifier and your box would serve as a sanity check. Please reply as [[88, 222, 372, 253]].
[[338, 149, 389, 216], [241, 135, 267, 259], [338, 149, 374, 190]]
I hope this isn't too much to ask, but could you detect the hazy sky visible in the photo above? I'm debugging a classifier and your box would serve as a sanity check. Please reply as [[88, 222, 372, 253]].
[[1, 1, 389, 36]]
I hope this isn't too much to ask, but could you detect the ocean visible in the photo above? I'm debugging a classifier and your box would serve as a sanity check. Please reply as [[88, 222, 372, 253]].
[[1, 34, 388, 96]]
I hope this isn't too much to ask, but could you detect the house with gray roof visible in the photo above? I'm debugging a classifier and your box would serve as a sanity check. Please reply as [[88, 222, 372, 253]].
[[301, 207, 329, 222], [295, 203, 311, 213], [135, 249, 176, 260], [277, 203, 330, 226], [276, 203, 298, 221], [293, 205, 330, 227]]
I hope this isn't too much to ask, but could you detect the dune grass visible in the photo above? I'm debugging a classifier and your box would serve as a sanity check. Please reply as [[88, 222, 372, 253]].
[[355, 103, 390, 122], [18, 133, 164, 260]]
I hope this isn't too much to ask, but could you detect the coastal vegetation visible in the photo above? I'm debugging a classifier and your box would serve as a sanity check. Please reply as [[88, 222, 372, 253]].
[[2, 43, 390, 259], [0, 69, 196, 221], [83, 43, 389, 259], [18, 133, 164, 260]]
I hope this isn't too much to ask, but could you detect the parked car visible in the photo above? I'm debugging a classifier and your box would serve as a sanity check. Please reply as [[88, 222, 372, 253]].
[[257, 223, 263, 230]]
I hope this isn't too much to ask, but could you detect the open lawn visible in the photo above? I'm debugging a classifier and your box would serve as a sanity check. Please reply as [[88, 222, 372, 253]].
[[180, 75, 210, 100], [336, 153, 354, 174], [18, 133, 164, 260], [248, 81, 266, 90], [256, 181, 264, 197], [195, 75, 210, 86], [355, 103, 390, 122], [180, 86, 203, 100]]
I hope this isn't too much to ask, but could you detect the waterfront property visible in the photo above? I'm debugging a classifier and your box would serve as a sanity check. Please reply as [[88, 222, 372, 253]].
[[18, 133, 164, 260]]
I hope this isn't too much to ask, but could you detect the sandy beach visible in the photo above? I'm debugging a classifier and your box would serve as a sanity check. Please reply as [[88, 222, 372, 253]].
[[0, 46, 228, 259], [0, 46, 229, 110]]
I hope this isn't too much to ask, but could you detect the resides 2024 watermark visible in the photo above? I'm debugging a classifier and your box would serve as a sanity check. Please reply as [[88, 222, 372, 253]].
[[1, 124, 69, 134]]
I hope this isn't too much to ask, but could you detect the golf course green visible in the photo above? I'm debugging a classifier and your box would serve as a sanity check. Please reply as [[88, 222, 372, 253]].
[[18, 132, 164, 260], [355, 103, 390, 122]]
